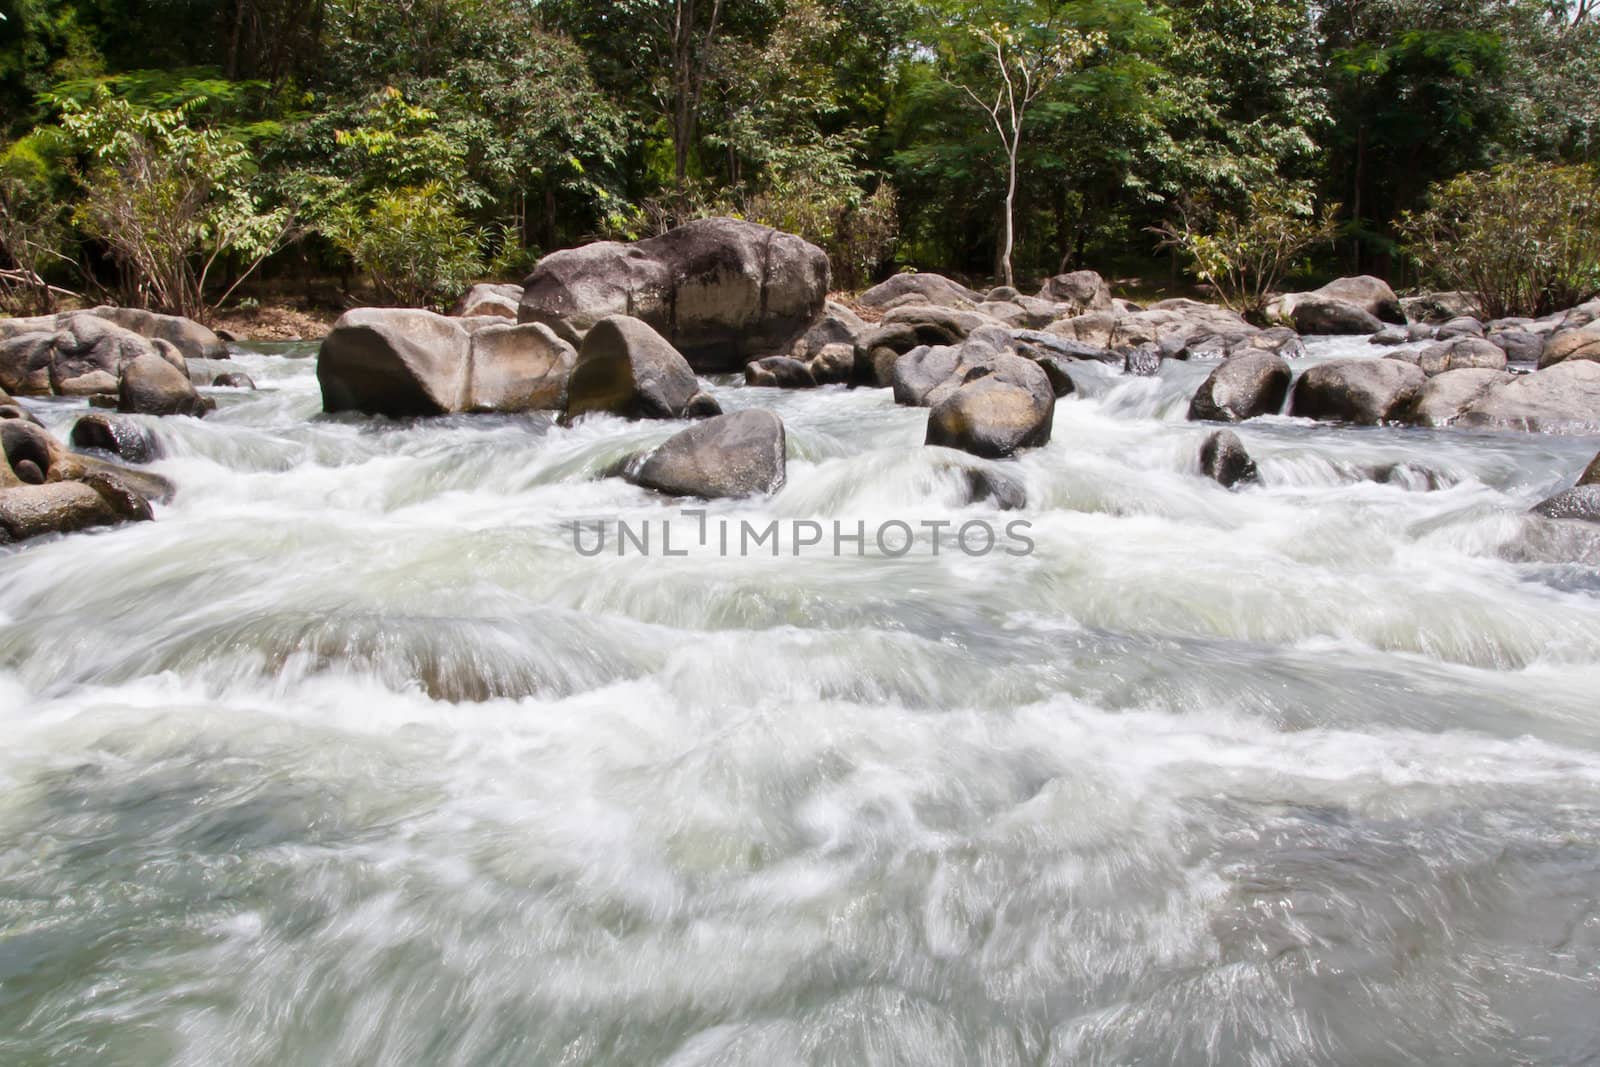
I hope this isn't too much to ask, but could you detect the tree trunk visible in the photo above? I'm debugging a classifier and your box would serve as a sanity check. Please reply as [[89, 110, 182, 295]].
[[999, 142, 1018, 288]]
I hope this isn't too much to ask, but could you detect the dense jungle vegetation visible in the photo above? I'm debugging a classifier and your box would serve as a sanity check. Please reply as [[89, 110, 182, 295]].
[[2, 0, 1598, 317]]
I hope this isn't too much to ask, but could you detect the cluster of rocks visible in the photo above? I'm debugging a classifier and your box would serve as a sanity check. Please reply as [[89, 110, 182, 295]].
[[0, 396, 171, 543], [1, 307, 222, 416]]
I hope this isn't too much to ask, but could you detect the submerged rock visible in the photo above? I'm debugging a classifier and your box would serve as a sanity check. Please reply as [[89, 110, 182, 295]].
[[70, 413, 163, 464], [1199, 429, 1258, 488], [745, 356, 816, 389], [925, 356, 1055, 459], [1531, 484, 1600, 524], [626, 409, 786, 499], [210, 371, 257, 389]]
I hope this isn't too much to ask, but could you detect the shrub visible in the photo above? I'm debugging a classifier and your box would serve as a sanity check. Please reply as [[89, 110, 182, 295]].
[[1401, 161, 1600, 318], [330, 183, 483, 309], [1152, 181, 1341, 318]]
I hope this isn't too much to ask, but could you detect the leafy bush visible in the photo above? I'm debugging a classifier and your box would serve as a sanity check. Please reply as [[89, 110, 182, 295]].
[[0, 130, 78, 314], [1401, 160, 1600, 318], [329, 183, 483, 309], [1152, 181, 1340, 317]]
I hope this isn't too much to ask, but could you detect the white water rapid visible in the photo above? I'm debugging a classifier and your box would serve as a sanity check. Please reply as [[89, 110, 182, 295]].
[[3, 338, 1599, 1065]]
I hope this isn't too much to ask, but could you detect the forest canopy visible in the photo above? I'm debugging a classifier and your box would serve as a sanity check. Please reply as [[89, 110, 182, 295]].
[[2, 0, 1597, 316]]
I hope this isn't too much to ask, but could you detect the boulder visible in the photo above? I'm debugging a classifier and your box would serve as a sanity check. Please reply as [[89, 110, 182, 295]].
[[1538, 326, 1600, 368], [1290, 358, 1426, 424], [318, 309, 471, 416], [1489, 329, 1544, 364], [1037, 270, 1113, 313], [1436, 316, 1485, 340], [1291, 297, 1383, 335], [683, 391, 723, 419], [1370, 326, 1409, 347], [1454, 360, 1600, 434], [892, 344, 965, 406], [924, 354, 1055, 458], [1232, 327, 1305, 360], [518, 217, 830, 371], [70, 413, 163, 464], [210, 372, 257, 389], [858, 272, 984, 309], [1011, 330, 1121, 366], [1314, 276, 1405, 323], [1390, 337, 1507, 376], [0, 386, 41, 426], [118, 353, 213, 417], [626, 409, 786, 499], [881, 304, 985, 340], [745, 356, 816, 389], [0, 332, 57, 395], [1035, 356, 1078, 398], [565, 314, 704, 420], [960, 466, 1028, 510], [1199, 429, 1258, 488], [807, 343, 855, 385], [464, 322, 577, 412], [1531, 484, 1600, 523], [0, 419, 159, 543], [1401, 292, 1484, 323], [1403, 368, 1513, 427], [0, 481, 137, 542], [788, 300, 868, 360], [452, 282, 523, 319], [1124, 344, 1162, 376], [1187, 351, 1292, 422], [84, 306, 228, 361]]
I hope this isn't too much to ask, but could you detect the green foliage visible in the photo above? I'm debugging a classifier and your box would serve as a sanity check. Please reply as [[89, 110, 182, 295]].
[[54, 87, 294, 318], [0, 129, 79, 313], [1152, 181, 1341, 315], [1401, 161, 1600, 318], [329, 182, 483, 309]]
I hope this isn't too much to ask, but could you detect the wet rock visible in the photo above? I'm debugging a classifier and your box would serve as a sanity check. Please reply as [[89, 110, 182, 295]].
[[1036, 270, 1113, 314], [961, 466, 1027, 509], [1370, 326, 1409, 346], [209, 371, 256, 389], [0, 385, 42, 426], [118, 353, 214, 417], [683, 391, 723, 419], [70, 413, 163, 463], [1199, 429, 1257, 487], [1401, 291, 1483, 324], [1011, 330, 1121, 365], [565, 314, 703, 421], [519, 217, 829, 370], [925, 355, 1055, 459], [1188, 351, 1292, 422], [858, 272, 984, 309], [1231, 327, 1306, 360], [1291, 297, 1384, 335], [80, 471, 155, 522], [1538, 326, 1600, 368], [745, 355, 816, 388], [0, 330, 58, 395], [1531, 484, 1600, 523], [1403, 368, 1512, 427], [1580, 451, 1600, 487], [452, 282, 522, 319], [1035, 356, 1078, 398], [83, 306, 227, 361], [788, 301, 868, 360], [1455, 360, 1600, 434], [626, 409, 786, 498], [0, 481, 127, 542], [1290, 358, 1426, 424], [1271, 276, 1404, 325], [893, 344, 965, 406], [1123, 344, 1162, 376]]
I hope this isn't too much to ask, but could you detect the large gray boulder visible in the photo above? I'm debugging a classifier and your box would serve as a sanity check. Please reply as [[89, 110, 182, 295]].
[[464, 322, 576, 412], [1036, 270, 1113, 313], [118, 353, 213, 417], [1290, 358, 1426, 424], [1402, 291, 1484, 324], [1538, 326, 1600, 369], [1388, 337, 1507, 376], [1188, 351, 1292, 422], [319, 309, 473, 416], [1454, 360, 1600, 434], [518, 217, 830, 371], [0, 418, 159, 543], [1402, 368, 1512, 427], [1291, 297, 1384, 335], [786, 300, 869, 360], [1489, 329, 1544, 363], [565, 314, 705, 421], [70, 413, 163, 464], [318, 309, 576, 416], [1269, 276, 1403, 325], [452, 283, 523, 319], [924, 353, 1055, 459], [626, 409, 786, 499], [84, 306, 228, 361], [858, 272, 984, 309], [744, 356, 816, 389]]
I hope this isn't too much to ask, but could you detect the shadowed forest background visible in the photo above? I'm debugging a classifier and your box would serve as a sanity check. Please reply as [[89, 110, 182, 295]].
[[2, 0, 1598, 317]]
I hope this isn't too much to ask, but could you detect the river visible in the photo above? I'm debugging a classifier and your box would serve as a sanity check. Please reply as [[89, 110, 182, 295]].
[[3, 337, 1599, 1065]]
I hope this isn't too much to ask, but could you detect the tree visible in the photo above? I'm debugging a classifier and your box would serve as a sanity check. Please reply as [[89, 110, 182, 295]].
[[941, 14, 1104, 286]]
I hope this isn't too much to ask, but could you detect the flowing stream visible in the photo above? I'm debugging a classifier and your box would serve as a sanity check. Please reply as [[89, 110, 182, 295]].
[[3, 338, 1600, 1065]]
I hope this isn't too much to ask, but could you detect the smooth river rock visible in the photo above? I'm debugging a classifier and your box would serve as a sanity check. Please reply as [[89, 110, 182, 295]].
[[1187, 351, 1292, 422], [565, 315, 708, 421], [1290, 358, 1426, 424], [627, 409, 786, 499]]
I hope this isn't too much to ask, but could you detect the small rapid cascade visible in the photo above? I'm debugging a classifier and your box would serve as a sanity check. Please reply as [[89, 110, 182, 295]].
[[2, 338, 1599, 1065]]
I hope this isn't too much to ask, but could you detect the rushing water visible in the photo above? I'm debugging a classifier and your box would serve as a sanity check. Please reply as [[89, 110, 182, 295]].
[[3, 337, 1600, 1066]]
